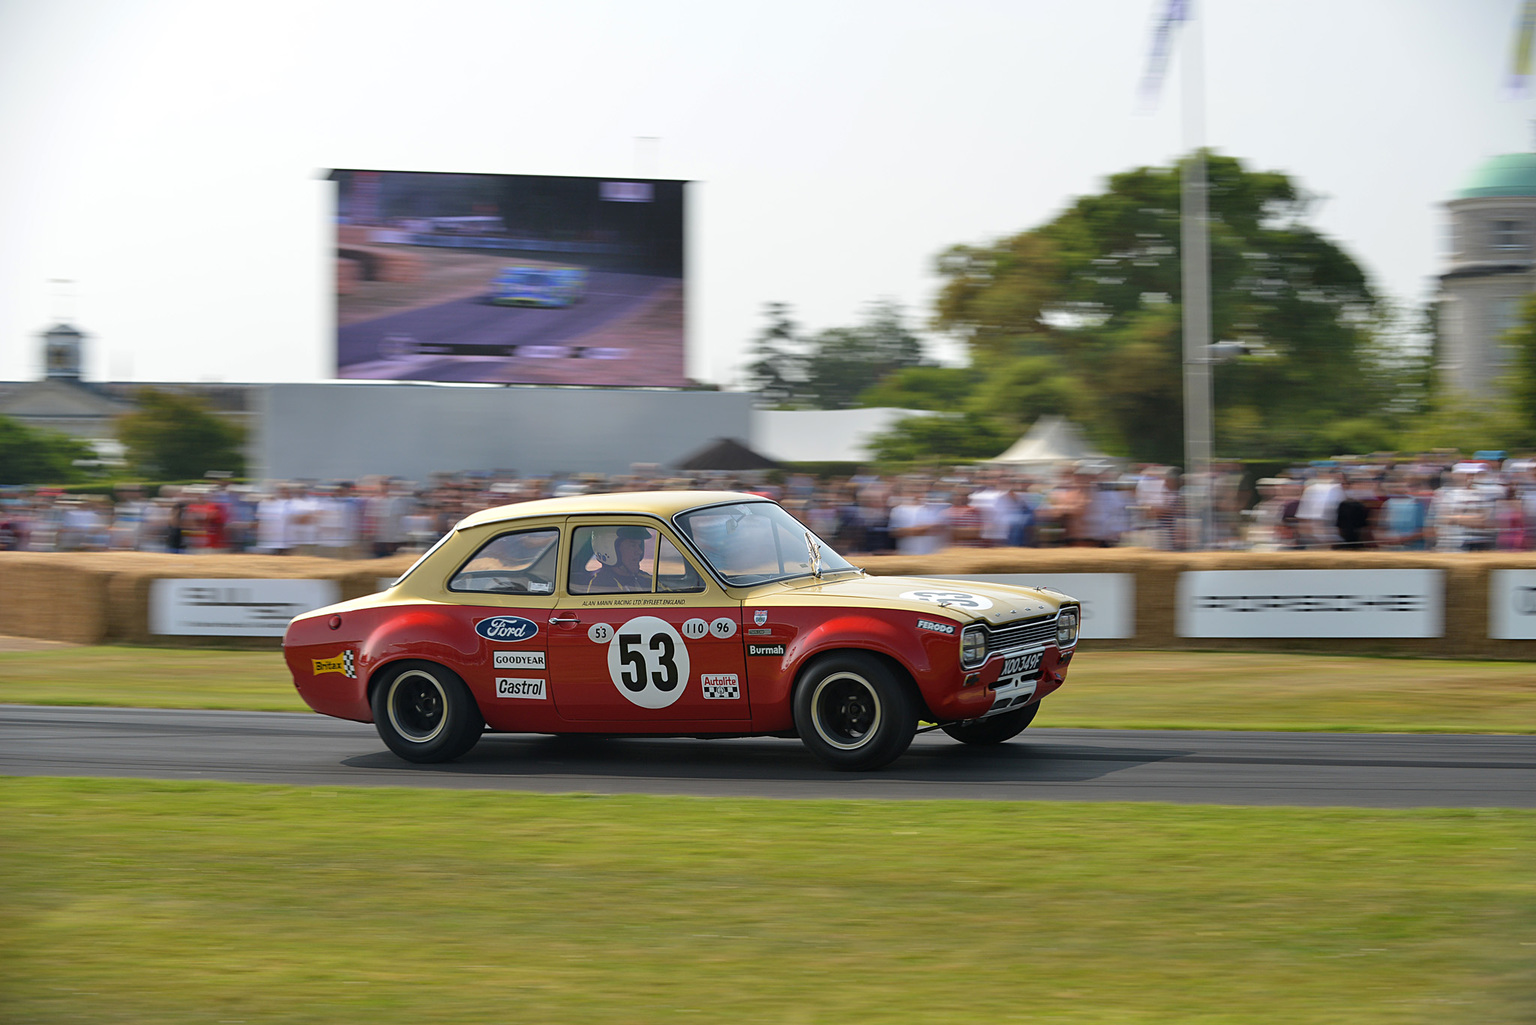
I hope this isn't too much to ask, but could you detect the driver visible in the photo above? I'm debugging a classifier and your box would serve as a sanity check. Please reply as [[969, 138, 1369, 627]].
[[590, 526, 652, 593]]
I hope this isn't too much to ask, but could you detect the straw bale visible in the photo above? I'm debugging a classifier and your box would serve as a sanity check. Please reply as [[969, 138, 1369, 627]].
[[0, 554, 110, 644]]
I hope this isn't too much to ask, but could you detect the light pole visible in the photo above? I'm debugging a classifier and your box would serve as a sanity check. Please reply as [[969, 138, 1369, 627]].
[[1178, 8, 1213, 550]]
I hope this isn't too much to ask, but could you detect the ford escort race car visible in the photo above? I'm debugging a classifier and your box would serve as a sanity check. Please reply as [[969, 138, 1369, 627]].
[[488, 265, 586, 307], [283, 491, 1080, 770]]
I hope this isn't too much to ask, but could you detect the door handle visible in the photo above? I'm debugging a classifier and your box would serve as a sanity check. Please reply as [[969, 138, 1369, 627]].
[[549, 615, 581, 625]]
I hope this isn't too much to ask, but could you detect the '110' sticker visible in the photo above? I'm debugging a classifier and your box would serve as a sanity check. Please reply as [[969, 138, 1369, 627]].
[[606, 616, 692, 709]]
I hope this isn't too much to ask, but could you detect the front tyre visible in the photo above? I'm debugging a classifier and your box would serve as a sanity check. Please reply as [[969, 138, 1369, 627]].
[[370, 661, 484, 763], [793, 652, 917, 771], [940, 703, 1039, 745]]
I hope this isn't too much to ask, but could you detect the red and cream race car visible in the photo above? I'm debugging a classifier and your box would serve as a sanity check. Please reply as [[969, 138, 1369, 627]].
[[283, 491, 1080, 770]]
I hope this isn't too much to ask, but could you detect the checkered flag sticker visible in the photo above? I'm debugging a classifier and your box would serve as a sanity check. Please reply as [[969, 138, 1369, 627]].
[[342, 650, 355, 677]]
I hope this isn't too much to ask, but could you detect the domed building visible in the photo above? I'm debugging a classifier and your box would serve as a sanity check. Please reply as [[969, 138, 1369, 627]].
[[1439, 153, 1536, 392]]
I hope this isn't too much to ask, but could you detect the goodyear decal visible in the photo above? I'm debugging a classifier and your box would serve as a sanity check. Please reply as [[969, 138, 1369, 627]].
[[312, 651, 356, 678], [495, 650, 546, 670]]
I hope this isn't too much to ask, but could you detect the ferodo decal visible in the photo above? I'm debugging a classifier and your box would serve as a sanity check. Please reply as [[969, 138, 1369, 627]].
[[709, 617, 737, 639], [899, 589, 994, 611], [496, 677, 547, 699], [916, 618, 956, 634], [607, 616, 692, 709], [702, 674, 740, 700], [495, 650, 546, 670], [475, 615, 539, 642], [312, 651, 355, 677]]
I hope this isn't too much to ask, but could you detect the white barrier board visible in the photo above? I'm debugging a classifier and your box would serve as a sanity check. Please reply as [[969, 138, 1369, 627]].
[[150, 579, 341, 637], [953, 574, 1135, 639], [1489, 570, 1536, 640], [1177, 569, 1443, 638]]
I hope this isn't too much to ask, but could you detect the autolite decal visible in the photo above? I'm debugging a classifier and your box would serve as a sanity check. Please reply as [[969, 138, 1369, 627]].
[[701, 674, 740, 699]]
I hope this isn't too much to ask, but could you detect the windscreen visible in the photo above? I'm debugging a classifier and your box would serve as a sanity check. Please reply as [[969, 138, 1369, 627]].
[[674, 501, 855, 586]]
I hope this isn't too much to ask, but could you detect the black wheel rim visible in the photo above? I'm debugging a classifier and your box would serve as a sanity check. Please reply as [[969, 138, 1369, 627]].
[[387, 670, 448, 743], [810, 672, 882, 750]]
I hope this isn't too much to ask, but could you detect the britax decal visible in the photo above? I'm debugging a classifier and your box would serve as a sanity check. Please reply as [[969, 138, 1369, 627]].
[[916, 618, 956, 635], [475, 616, 540, 642]]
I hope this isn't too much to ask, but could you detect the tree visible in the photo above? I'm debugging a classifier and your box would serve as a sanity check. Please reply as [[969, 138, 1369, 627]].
[[0, 415, 91, 484], [116, 389, 245, 480], [742, 300, 929, 409], [932, 153, 1393, 463], [740, 302, 807, 406], [858, 365, 979, 411], [868, 411, 1012, 466]]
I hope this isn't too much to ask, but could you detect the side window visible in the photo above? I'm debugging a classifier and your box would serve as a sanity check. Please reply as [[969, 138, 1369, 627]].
[[570, 525, 657, 595], [656, 536, 705, 593], [448, 528, 560, 594]]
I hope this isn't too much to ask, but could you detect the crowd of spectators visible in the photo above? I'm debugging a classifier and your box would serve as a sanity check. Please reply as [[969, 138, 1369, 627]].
[[2, 454, 1535, 556]]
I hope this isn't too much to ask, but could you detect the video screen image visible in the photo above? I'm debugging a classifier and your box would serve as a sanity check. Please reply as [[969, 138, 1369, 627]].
[[332, 170, 686, 385]]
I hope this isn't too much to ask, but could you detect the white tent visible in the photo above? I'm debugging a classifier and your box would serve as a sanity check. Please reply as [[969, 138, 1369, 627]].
[[985, 415, 1107, 466]]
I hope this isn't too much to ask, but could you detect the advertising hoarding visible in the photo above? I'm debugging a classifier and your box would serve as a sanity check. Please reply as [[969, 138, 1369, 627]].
[[1177, 569, 1443, 638], [1489, 570, 1536, 640], [332, 170, 686, 386], [149, 579, 342, 637]]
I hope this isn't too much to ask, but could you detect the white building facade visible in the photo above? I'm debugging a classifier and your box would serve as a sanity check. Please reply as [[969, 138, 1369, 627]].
[[1439, 153, 1536, 393]]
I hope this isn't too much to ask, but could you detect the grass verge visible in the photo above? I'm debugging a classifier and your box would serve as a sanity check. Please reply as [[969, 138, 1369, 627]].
[[2, 778, 1532, 1024], [1, 647, 1533, 733]]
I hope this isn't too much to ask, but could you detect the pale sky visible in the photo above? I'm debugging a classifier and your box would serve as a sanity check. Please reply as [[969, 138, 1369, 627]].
[[0, 0, 1531, 387]]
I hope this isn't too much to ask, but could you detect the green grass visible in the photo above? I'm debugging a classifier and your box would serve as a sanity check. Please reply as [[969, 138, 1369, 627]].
[[1, 646, 1533, 733], [1, 778, 1532, 1024]]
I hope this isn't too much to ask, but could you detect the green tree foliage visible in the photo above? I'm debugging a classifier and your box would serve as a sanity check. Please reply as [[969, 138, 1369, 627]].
[[742, 300, 928, 409], [858, 365, 979, 411], [741, 302, 805, 406], [0, 415, 91, 485], [867, 411, 1012, 466], [116, 389, 245, 480], [932, 153, 1393, 463]]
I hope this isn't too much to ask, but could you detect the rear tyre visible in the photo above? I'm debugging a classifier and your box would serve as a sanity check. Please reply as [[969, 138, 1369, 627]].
[[371, 661, 484, 763], [793, 652, 917, 771], [941, 703, 1039, 745]]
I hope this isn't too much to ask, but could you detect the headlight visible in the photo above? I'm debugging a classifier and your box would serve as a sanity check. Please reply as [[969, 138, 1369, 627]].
[[1056, 608, 1080, 647], [960, 625, 987, 668]]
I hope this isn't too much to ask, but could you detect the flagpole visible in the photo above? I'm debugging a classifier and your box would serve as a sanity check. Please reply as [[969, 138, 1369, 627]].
[[1179, 4, 1213, 549]]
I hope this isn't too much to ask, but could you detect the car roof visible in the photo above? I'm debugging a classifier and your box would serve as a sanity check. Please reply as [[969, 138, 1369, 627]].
[[456, 490, 773, 530]]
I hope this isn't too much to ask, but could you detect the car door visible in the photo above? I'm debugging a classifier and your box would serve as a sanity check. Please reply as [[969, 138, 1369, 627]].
[[442, 522, 563, 710], [547, 518, 746, 722]]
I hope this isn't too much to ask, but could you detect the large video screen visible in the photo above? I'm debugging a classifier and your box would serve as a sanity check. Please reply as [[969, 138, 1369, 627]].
[[331, 170, 686, 386]]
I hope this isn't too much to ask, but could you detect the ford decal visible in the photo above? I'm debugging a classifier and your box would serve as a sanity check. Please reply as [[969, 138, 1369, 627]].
[[475, 615, 540, 642]]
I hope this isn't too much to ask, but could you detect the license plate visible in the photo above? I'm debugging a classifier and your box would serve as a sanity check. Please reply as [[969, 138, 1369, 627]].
[[1000, 650, 1043, 679]]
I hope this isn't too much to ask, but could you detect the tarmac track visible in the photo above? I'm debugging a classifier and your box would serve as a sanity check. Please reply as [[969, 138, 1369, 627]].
[[336, 270, 670, 382], [4, 705, 1533, 808]]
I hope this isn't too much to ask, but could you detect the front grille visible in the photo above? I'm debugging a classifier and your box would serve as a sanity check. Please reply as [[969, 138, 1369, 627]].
[[989, 615, 1056, 651]]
